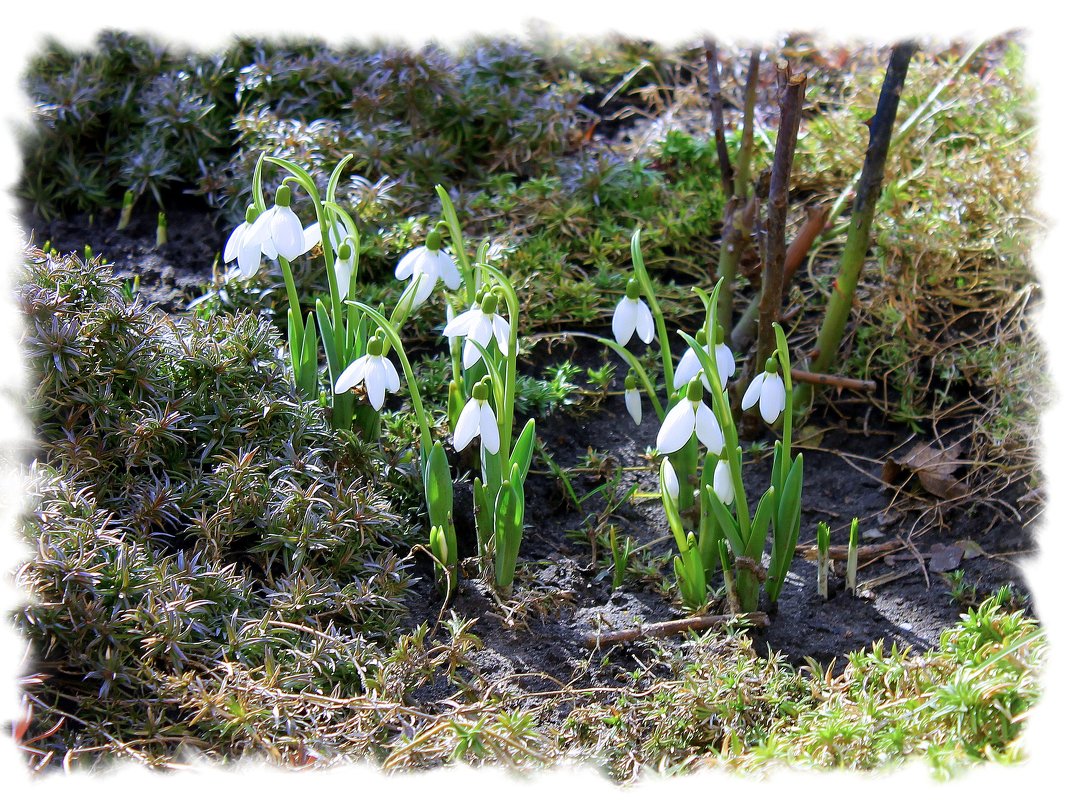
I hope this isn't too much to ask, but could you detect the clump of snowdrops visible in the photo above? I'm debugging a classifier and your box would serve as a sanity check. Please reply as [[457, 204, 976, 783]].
[[581, 230, 804, 613], [225, 158, 534, 598]]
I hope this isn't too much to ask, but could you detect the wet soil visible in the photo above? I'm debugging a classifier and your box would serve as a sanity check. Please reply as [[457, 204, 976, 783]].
[[22, 202, 1038, 703], [398, 338, 1036, 710], [21, 198, 225, 313]]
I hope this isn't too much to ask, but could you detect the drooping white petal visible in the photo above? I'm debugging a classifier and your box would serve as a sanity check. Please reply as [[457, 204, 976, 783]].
[[335, 355, 369, 394], [302, 223, 322, 254], [436, 251, 462, 290], [419, 269, 442, 306], [461, 339, 481, 370], [334, 255, 354, 300], [245, 206, 274, 246], [491, 314, 510, 355], [715, 343, 736, 381], [657, 401, 696, 454], [759, 373, 786, 424], [635, 299, 655, 344], [694, 402, 724, 455], [468, 314, 494, 348], [261, 237, 278, 260], [272, 205, 307, 260], [673, 347, 701, 390], [224, 221, 248, 264], [453, 398, 481, 451], [382, 357, 401, 393], [611, 298, 638, 346], [713, 460, 734, 505], [661, 459, 679, 501], [443, 307, 480, 338], [237, 235, 263, 279], [741, 371, 766, 411], [479, 402, 500, 454], [395, 247, 421, 280], [365, 358, 387, 410], [625, 387, 642, 425]]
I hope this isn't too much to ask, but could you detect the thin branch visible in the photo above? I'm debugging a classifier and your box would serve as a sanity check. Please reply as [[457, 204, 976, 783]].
[[731, 203, 829, 352], [809, 42, 917, 381], [756, 62, 807, 367], [704, 39, 734, 195], [584, 612, 769, 648], [790, 368, 877, 393], [714, 49, 761, 328]]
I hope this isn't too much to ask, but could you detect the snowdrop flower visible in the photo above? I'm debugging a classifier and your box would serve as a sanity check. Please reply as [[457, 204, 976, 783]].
[[224, 205, 265, 280], [395, 228, 462, 308], [334, 335, 400, 411], [673, 328, 736, 391], [624, 372, 642, 425], [453, 379, 500, 454], [661, 458, 679, 503], [612, 278, 655, 347], [303, 221, 357, 299], [741, 357, 786, 424], [443, 291, 510, 370], [712, 458, 734, 505], [656, 376, 724, 455], [246, 184, 311, 262]]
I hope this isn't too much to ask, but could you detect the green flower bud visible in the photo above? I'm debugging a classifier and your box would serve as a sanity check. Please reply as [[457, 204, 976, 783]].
[[426, 228, 442, 251], [686, 376, 704, 402]]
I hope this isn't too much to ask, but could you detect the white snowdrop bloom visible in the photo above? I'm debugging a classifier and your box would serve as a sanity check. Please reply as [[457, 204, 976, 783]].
[[223, 206, 265, 280], [245, 185, 310, 262], [712, 459, 734, 505], [333, 240, 358, 300], [673, 331, 736, 391], [443, 292, 510, 370], [303, 221, 357, 299], [395, 229, 462, 308], [453, 380, 500, 454], [661, 458, 679, 503], [624, 373, 642, 425], [656, 377, 724, 455], [612, 278, 655, 346], [334, 336, 401, 411], [741, 360, 786, 424]]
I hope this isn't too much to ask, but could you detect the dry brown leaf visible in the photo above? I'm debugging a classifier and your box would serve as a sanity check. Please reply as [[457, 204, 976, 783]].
[[883, 441, 968, 500]]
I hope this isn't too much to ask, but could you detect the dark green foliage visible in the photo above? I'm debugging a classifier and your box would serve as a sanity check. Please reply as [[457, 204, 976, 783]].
[[17, 249, 419, 760]]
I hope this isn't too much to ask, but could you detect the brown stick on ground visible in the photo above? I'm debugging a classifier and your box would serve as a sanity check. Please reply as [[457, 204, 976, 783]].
[[704, 39, 734, 196], [797, 541, 897, 560], [584, 612, 769, 648], [756, 63, 807, 369], [790, 368, 876, 393]]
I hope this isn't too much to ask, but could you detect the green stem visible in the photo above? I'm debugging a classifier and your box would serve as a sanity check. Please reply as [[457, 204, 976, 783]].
[[348, 302, 433, 455], [809, 43, 916, 384], [630, 229, 674, 391]]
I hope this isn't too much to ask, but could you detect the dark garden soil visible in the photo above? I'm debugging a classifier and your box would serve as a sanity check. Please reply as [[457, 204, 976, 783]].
[[22, 199, 225, 313], [21, 202, 1039, 708]]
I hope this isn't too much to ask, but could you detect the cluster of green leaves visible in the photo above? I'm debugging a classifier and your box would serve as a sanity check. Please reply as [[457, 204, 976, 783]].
[[21, 31, 238, 218], [560, 596, 1043, 780], [21, 33, 589, 222], [17, 249, 423, 759]]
